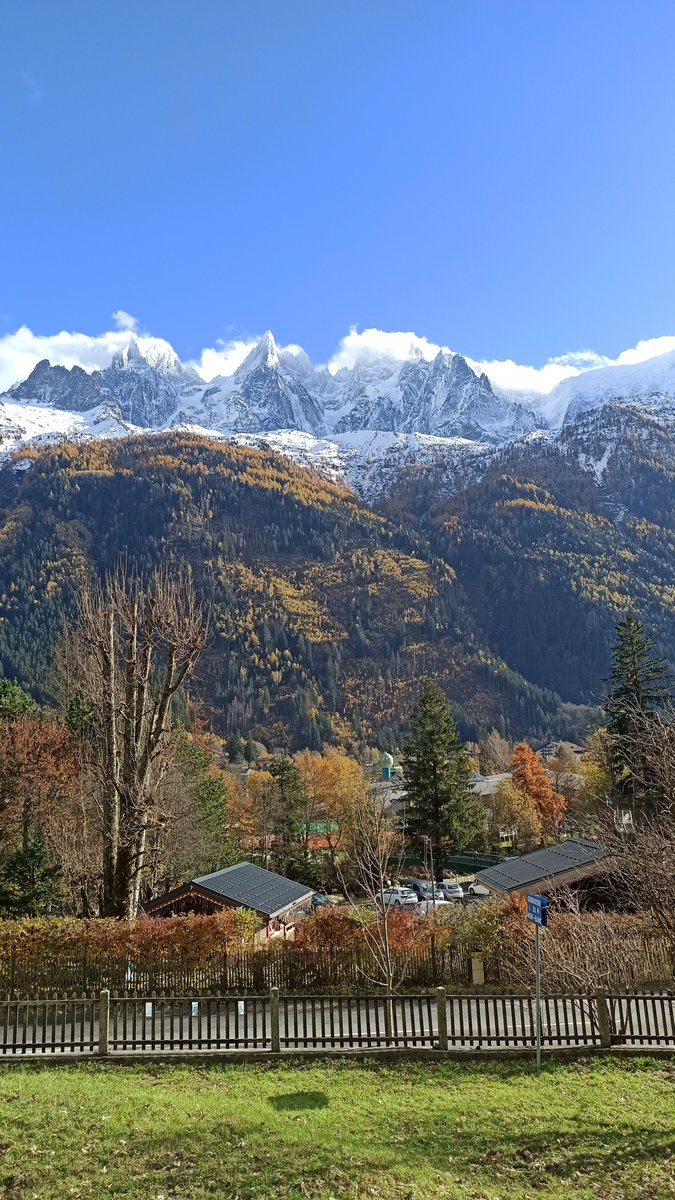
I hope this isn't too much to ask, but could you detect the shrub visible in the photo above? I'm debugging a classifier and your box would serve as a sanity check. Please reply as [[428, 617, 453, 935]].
[[0, 911, 257, 966]]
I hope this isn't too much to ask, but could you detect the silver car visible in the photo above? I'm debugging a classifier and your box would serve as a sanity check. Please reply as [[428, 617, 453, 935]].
[[376, 887, 419, 908], [402, 879, 445, 903], [440, 880, 464, 901]]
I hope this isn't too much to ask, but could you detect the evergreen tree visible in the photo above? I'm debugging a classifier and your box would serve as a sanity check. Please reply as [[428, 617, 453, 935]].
[[66, 686, 98, 737], [0, 834, 62, 917], [268, 757, 308, 878], [402, 679, 485, 880], [226, 732, 245, 763], [0, 677, 36, 719], [172, 729, 236, 876], [605, 615, 671, 732], [604, 615, 672, 814], [243, 735, 259, 764]]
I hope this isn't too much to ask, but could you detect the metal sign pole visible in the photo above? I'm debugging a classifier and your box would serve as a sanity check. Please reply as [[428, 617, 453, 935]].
[[527, 891, 547, 1072], [535, 922, 541, 1071]]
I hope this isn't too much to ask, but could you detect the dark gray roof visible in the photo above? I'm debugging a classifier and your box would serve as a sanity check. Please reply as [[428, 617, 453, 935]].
[[193, 862, 313, 918], [476, 839, 608, 895]]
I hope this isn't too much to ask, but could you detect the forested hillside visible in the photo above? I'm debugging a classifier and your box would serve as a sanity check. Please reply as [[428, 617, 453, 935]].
[[0, 435, 597, 748], [402, 405, 675, 706]]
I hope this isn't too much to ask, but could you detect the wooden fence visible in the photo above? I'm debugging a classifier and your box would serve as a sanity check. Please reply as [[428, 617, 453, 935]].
[[1, 989, 673, 1057], [0, 943, 480, 999]]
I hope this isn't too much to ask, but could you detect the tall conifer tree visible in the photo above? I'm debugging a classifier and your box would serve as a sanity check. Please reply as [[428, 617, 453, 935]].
[[605, 615, 672, 814], [402, 679, 484, 880]]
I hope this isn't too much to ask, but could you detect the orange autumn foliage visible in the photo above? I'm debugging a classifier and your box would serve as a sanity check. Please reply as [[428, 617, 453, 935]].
[[0, 717, 80, 847], [0, 911, 256, 965], [510, 742, 567, 839], [294, 906, 432, 953], [294, 908, 363, 950]]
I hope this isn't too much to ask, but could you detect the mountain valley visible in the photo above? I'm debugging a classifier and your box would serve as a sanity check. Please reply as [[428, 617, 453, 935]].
[[0, 329, 673, 748]]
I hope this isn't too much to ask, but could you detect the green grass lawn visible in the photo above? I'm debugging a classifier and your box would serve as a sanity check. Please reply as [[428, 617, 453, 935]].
[[0, 1057, 673, 1199]]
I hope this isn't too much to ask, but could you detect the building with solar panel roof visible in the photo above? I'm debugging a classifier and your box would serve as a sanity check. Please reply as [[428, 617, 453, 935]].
[[144, 862, 314, 924], [475, 839, 615, 909]]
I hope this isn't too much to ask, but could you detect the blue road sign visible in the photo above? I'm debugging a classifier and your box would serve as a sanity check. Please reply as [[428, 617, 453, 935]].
[[527, 893, 548, 927]]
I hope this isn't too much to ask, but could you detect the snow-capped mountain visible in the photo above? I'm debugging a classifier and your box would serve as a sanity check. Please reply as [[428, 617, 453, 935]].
[[329, 349, 540, 440], [534, 347, 675, 427], [193, 332, 327, 434], [2, 327, 675, 498], [8, 336, 203, 428], [4, 331, 538, 443]]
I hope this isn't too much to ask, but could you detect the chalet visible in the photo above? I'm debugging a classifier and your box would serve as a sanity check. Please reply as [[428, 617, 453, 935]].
[[144, 862, 314, 925], [475, 838, 614, 909]]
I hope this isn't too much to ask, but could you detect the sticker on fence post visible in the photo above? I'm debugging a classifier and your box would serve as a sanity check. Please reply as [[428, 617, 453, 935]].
[[191, 1001, 199, 1018], [145, 1002, 153, 1019]]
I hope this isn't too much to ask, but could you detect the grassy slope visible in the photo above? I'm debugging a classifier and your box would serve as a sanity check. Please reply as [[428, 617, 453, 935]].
[[0, 1058, 673, 1199]]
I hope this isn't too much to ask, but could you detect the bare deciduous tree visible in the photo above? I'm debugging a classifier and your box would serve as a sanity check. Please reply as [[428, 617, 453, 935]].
[[337, 784, 409, 1036], [68, 566, 208, 917], [584, 703, 675, 958]]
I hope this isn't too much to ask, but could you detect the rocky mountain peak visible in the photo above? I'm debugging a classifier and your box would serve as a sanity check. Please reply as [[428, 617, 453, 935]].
[[235, 331, 280, 378], [111, 335, 195, 379]]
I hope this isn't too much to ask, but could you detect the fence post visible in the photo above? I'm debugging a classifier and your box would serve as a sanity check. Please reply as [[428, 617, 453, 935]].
[[595, 991, 612, 1048], [435, 986, 448, 1051], [98, 989, 110, 1057], [270, 987, 280, 1053], [471, 955, 485, 986]]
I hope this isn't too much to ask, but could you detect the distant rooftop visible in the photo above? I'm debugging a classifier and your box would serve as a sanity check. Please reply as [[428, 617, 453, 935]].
[[146, 862, 313, 919], [469, 772, 511, 796], [193, 862, 313, 917], [476, 839, 608, 895]]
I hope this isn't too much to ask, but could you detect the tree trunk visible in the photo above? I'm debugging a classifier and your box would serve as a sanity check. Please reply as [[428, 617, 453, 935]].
[[101, 608, 120, 913]]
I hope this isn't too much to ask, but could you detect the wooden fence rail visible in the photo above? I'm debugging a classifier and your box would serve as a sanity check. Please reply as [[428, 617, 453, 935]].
[[0, 944, 479, 999], [0, 989, 672, 1057]]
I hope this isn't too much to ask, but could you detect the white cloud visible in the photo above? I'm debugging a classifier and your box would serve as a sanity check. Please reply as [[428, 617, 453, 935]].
[[0, 320, 143, 392], [329, 327, 675, 396], [470, 336, 675, 396], [326, 326, 450, 373], [2, 317, 675, 400], [326, 326, 590, 393], [188, 336, 313, 382], [189, 338, 258, 382], [614, 335, 675, 366], [466, 355, 583, 396], [112, 310, 139, 332]]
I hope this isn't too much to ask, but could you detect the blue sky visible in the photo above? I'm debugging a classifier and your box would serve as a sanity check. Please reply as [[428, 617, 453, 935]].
[[2, 0, 675, 373]]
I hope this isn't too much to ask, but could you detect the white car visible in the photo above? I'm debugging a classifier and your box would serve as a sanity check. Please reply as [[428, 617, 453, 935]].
[[468, 881, 490, 896], [376, 887, 419, 908], [440, 881, 464, 901]]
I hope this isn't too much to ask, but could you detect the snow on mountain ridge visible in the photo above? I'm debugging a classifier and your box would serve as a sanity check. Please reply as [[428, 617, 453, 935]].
[[110, 335, 196, 378], [2, 329, 675, 495]]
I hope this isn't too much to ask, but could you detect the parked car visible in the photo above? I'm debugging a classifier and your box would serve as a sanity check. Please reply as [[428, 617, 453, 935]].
[[468, 881, 490, 896], [401, 879, 445, 903], [311, 891, 332, 909], [439, 880, 464, 901], [376, 886, 419, 908]]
